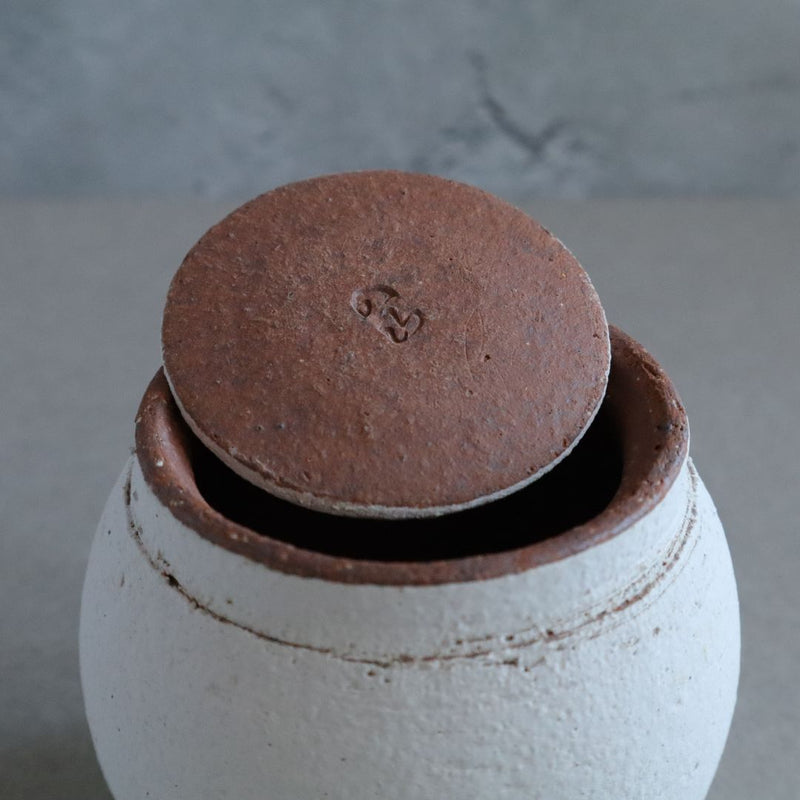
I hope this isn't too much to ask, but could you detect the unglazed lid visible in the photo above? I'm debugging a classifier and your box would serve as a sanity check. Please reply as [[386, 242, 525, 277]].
[[162, 171, 610, 518]]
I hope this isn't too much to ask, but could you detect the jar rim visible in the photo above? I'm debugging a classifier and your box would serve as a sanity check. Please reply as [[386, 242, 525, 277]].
[[134, 325, 688, 585]]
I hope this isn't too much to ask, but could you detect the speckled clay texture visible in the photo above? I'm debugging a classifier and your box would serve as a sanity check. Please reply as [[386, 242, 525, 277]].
[[80, 330, 739, 800], [162, 171, 610, 518]]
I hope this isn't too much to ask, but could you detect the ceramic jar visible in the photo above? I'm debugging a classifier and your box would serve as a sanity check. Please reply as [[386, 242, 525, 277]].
[[80, 326, 739, 800]]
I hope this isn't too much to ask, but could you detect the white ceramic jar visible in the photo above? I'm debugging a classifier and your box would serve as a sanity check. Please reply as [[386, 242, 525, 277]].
[[80, 326, 739, 800]]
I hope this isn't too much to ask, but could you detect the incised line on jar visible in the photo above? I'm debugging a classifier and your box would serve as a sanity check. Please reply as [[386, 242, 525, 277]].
[[122, 461, 700, 670]]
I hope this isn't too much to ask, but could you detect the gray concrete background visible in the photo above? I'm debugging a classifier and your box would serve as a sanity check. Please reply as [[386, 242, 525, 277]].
[[2, 0, 799, 201]]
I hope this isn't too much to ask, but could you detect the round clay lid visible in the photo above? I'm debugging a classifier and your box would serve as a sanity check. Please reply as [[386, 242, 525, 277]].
[[162, 170, 610, 518]]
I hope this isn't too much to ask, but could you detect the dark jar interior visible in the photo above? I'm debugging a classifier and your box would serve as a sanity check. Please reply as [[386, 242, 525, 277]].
[[134, 326, 687, 585]]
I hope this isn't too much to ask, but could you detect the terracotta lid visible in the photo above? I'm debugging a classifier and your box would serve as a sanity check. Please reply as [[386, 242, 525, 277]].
[[162, 171, 610, 518]]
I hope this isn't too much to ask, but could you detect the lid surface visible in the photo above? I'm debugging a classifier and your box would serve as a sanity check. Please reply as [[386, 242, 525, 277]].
[[162, 171, 609, 518]]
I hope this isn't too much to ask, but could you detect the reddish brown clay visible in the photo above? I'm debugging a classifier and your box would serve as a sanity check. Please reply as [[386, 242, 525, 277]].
[[137, 326, 688, 585], [162, 171, 609, 517]]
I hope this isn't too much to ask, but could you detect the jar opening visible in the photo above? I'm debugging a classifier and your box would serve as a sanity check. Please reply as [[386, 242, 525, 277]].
[[135, 326, 688, 584], [189, 401, 623, 561]]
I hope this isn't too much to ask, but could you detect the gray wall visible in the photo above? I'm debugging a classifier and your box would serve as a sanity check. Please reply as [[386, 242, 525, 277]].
[[2, 0, 798, 201]]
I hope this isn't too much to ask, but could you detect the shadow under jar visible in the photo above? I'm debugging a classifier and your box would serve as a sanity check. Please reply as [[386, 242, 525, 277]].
[[80, 326, 739, 800]]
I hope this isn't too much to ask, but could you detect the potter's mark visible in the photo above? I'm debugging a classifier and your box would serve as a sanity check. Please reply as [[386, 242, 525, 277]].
[[351, 285, 423, 344]]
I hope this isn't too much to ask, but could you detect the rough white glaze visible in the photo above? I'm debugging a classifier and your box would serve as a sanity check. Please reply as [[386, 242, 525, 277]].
[[81, 451, 738, 800]]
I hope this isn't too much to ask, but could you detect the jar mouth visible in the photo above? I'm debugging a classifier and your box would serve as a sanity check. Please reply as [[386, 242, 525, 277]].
[[135, 325, 688, 585]]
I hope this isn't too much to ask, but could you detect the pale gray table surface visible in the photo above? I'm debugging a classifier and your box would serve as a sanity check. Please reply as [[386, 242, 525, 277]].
[[1, 198, 798, 799]]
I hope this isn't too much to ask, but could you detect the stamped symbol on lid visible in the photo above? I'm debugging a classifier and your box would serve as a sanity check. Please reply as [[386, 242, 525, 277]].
[[351, 285, 423, 344]]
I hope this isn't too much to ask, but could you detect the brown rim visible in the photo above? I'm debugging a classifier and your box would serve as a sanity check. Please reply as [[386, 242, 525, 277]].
[[135, 326, 688, 585]]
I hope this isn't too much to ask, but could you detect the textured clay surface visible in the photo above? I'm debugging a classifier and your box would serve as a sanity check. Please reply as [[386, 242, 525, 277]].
[[139, 327, 687, 584], [162, 171, 609, 517]]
